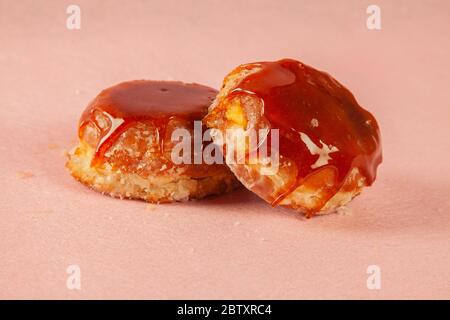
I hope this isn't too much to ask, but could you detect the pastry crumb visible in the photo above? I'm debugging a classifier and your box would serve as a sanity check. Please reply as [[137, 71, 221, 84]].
[[17, 171, 34, 179], [336, 206, 352, 216]]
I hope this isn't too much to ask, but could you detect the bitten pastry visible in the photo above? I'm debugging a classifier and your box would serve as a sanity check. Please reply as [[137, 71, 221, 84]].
[[204, 59, 382, 216], [67, 80, 239, 202]]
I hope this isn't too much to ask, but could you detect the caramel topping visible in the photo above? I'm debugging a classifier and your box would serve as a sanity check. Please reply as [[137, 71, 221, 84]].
[[79, 80, 218, 165], [229, 59, 382, 210]]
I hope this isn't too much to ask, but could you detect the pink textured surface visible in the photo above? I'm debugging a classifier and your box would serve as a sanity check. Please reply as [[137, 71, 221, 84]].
[[1, 0, 449, 299]]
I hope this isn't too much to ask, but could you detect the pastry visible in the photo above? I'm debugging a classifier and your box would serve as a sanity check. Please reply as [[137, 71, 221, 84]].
[[67, 80, 239, 202], [204, 59, 382, 216]]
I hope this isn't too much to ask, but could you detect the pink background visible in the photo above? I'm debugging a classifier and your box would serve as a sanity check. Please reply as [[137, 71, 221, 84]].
[[1, 0, 449, 299]]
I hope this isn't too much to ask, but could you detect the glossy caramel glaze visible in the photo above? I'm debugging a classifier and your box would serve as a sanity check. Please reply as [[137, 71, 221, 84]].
[[79, 80, 218, 166], [228, 59, 382, 210]]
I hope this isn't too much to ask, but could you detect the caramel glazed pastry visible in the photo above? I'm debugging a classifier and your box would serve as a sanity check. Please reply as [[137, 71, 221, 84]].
[[204, 59, 382, 216], [66, 80, 240, 203]]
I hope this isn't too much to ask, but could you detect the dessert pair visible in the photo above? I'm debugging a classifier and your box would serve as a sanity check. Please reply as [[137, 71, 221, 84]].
[[66, 59, 382, 216]]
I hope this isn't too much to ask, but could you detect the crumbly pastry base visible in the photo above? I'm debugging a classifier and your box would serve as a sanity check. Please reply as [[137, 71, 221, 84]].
[[67, 141, 240, 203]]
